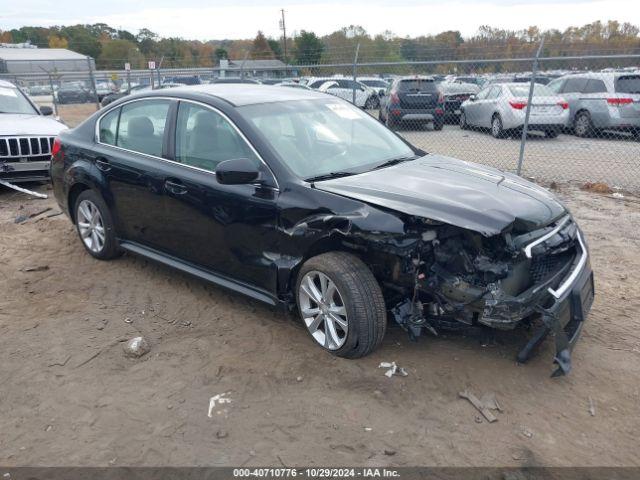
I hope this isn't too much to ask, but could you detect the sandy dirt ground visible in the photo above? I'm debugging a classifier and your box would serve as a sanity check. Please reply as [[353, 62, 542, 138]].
[[1, 180, 639, 467]]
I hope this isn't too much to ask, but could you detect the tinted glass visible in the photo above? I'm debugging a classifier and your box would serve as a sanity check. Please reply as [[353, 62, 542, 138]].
[[240, 99, 414, 180], [615, 75, 640, 94], [116, 100, 170, 157], [397, 79, 438, 93], [99, 108, 119, 145], [361, 80, 388, 88], [562, 78, 588, 93], [547, 79, 563, 94], [175, 102, 258, 172], [583, 79, 607, 94], [508, 84, 554, 97]]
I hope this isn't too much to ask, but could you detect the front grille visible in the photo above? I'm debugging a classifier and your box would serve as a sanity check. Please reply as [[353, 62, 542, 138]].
[[0, 136, 55, 161], [530, 251, 574, 283]]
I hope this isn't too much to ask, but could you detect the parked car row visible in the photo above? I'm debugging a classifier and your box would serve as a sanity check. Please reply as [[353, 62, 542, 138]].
[[370, 72, 640, 139]]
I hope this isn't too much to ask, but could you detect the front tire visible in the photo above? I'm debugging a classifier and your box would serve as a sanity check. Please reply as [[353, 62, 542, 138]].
[[74, 190, 121, 260], [296, 252, 387, 358], [433, 118, 444, 131]]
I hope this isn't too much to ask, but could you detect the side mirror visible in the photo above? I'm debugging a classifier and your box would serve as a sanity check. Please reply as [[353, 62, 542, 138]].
[[469, 94, 477, 101], [40, 106, 53, 116], [216, 158, 260, 185]]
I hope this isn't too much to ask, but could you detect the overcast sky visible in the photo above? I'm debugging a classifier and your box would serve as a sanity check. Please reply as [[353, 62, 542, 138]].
[[3, 0, 637, 39]]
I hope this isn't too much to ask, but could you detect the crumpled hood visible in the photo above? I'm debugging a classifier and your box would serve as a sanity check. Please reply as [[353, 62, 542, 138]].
[[0, 114, 67, 136], [314, 155, 566, 236]]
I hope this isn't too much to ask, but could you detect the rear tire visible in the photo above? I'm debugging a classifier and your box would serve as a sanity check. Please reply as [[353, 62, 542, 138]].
[[74, 190, 121, 260], [295, 252, 387, 359], [459, 111, 469, 130], [386, 115, 398, 130], [574, 111, 594, 138], [491, 114, 505, 138], [545, 128, 559, 139], [433, 119, 444, 131]]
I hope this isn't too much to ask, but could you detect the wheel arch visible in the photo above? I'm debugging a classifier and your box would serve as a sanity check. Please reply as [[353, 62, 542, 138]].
[[67, 182, 92, 224]]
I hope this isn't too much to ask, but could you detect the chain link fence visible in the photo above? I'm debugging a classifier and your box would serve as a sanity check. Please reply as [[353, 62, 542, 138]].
[[2, 48, 639, 192]]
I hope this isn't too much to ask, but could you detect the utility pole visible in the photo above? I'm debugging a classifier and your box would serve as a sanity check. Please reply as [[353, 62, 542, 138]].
[[279, 9, 288, 65]]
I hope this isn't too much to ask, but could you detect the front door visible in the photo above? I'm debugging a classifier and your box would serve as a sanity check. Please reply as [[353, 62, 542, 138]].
[[158, 101, 280, 293]]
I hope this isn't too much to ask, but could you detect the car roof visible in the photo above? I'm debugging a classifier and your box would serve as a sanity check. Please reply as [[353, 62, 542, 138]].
[[139, 83, 328, 107], [0, 79, 17, 88]]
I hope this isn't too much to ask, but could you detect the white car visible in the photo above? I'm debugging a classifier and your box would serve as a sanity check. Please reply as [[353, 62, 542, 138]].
[[307, 77, 379, 108], [357, 77, 390, 96], [460, 83, 570, 138], [0, 80, 67, 183]]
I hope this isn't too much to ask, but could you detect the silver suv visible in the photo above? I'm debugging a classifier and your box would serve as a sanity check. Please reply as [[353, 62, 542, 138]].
[[0, 80, 67, 182], [547, 72, 640, 138]]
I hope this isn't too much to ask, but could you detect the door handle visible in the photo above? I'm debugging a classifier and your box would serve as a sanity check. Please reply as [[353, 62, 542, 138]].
[[164, 179, 188, 195], [95, 158, 111, 172]]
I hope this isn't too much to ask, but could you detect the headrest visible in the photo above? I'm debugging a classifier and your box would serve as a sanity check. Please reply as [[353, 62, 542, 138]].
[[127, 116, 154, 137]]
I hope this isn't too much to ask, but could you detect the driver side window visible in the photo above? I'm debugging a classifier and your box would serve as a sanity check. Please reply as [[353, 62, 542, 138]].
[[175, 102, 258, 173]]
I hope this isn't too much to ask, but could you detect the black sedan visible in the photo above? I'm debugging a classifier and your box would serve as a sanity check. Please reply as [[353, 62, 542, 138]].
[[50, 85, 594, 375]]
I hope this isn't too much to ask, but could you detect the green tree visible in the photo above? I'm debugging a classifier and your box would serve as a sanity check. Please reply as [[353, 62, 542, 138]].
[[60, 25, 102, 58], [293, 30, 324, 65], [98, 39, 144, 69], [267, 39, 283, 60], [215, 47, 229, 60]]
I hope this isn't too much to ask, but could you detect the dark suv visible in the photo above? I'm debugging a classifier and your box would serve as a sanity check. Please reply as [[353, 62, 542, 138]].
[[50, 84, 593, 375], [379, 76, 445, 130]]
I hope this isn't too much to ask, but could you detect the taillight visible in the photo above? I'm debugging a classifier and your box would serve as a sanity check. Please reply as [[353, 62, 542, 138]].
[[607, 97, 633, 106], [509, 101, 527, 110], [558, 101, 569, 109], [389, 92, 400, 104], [51, 137, 64, 162]]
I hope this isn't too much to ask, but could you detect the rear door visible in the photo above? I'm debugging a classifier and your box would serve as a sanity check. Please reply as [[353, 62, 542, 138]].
[[464, 86, 490, 125], [397, 79, 439, 110], [581, 78, 609, 127], [479, 86, 502, 127], [560, 77, 588, 120], [94, 98, 174, 246]]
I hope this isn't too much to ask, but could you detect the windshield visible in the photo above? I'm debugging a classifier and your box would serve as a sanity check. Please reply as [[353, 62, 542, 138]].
[[508, 84, 554, 97], [0, 86, 38, 114], [239, 98, 415, 180]]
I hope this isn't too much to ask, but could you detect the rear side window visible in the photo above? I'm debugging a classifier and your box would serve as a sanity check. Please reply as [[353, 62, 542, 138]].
[[398, 79, 437, 93], [616, 75, 640, 94], [583, 79, 607, 94], [562, 78, 588, 93], [486, 86, 502, 99], [116, 100, 171, 157], [98, 108, 119, 145]]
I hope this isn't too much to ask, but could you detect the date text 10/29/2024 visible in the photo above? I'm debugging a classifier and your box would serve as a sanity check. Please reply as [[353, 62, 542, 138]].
[[233, 468, 400, 478]]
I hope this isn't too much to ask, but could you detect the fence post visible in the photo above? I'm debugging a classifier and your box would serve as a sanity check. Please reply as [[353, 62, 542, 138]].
[[126, 69, 131, 93], [48, 73, 58, 117], [516, 37, 545, 176], [86, 56, 100, 110], [352, 43, 361, 106], [240, 52, 249, 79]]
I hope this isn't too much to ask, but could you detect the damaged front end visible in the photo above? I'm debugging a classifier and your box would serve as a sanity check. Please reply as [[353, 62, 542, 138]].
[[387, 214, 594, 377]]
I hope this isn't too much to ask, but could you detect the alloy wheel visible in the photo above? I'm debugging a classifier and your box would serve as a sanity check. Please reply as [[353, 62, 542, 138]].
[[77, 199, 106, 253], [298, 271, 348, 350]]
